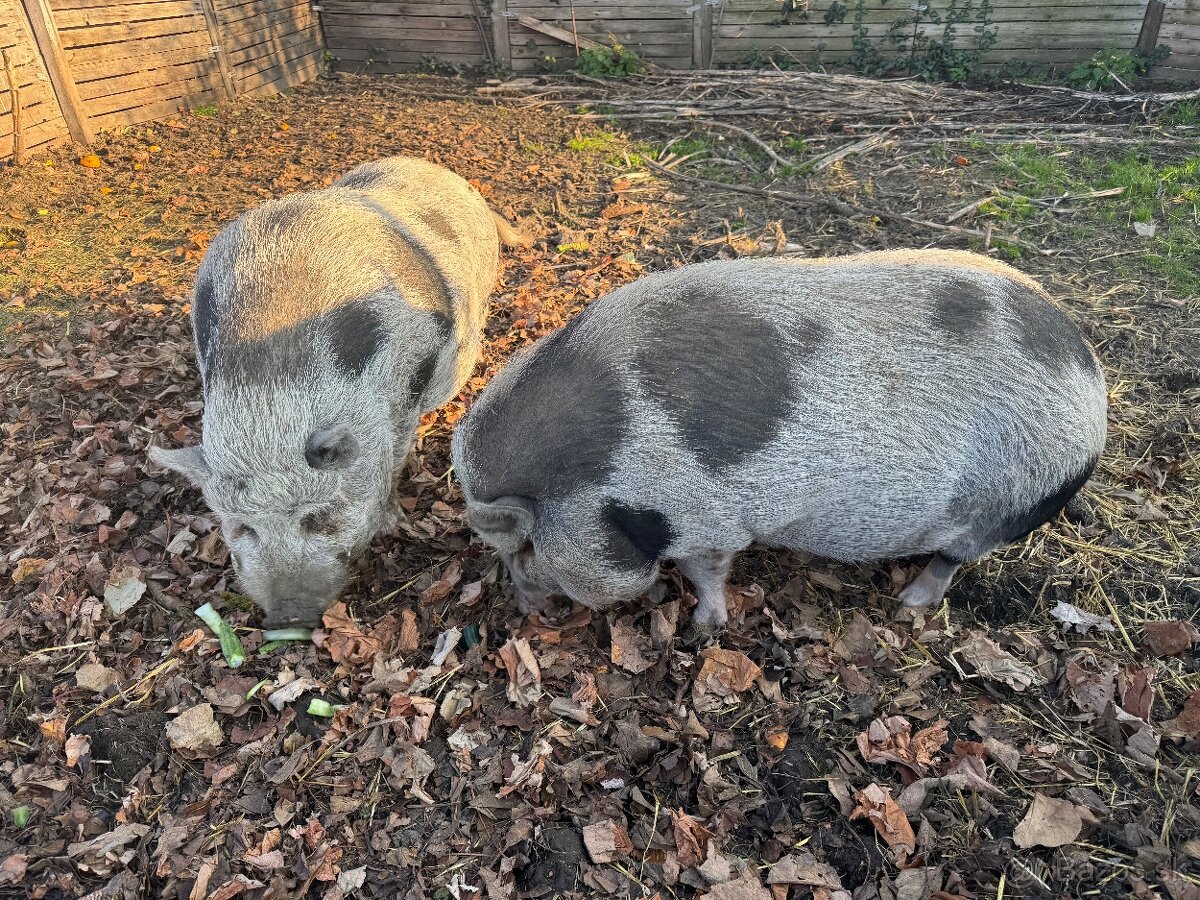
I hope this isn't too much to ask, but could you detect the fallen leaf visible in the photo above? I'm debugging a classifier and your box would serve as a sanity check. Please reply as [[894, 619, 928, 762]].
[[765, 726, 789, 751], [398, 608, 420, 653], [956, 631, 1045, 691], [80, 154, 102, 168], [767, 851, 844, 889], [857, 715, 948, 778], [1163, 689, 1200, 739], [1133, 221, 1157, 237], [1064, 659, 1117, 720], [76, 662, 121, 693], [672, 809, 712, 869], [1143, 620, 1200, 657], [610, 619, 655, 674], [318, 602, 382, 666], [1119, 665, 1155, 722], [39, 716, 67, 744], [205, 875, 265, 900], [165, 703, 224, 756], [582, 819, 633, 864], [1051, 601, 1115, 635], [103, 564, 146, 616], [549, 696, 599, 726], [696, 647, 763, 695], [1159, 869, 1200, 900], [11, 557, 48, 584], [68, 824, 151, 874], [706, 871, 772, 900], [0, 854, 28, 884], [850, 783, 915, 860], [419, 559, 462, 605], [831, 612, 877, 662], [1013, 793, 1084, 849], [65, 733, 91, 767], [497, 637, 542, 707]]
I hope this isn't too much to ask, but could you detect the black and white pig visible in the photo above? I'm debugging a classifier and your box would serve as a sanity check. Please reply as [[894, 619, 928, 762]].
[[451, 250, 1107, 627], [151, 156, 523, 628]]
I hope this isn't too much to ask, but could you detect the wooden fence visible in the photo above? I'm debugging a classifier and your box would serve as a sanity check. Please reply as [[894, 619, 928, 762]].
[[1, 0, 323, 161], [321, 0, 1200, 82]]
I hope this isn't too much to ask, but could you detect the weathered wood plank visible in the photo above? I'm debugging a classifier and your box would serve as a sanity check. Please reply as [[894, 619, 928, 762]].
[[58, 15, 209, 50], [17, 0, 92, 142], [237, 47, 320, 92], [76, 58, 215, 99], [53, 2, 204, 29], [196, 0, 235, 98], [91, 85, 220, 128], [68, 37, 211, 81], [86, 69, 221, 115], [229, 27, 319, 69]]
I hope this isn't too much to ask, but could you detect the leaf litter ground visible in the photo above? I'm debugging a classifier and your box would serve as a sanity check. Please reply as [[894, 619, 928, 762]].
[[1, 72, 1198, 900]]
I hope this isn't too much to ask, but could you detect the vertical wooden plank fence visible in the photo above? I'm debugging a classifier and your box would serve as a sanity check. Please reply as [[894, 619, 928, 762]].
[[0, 0, 324, 161]]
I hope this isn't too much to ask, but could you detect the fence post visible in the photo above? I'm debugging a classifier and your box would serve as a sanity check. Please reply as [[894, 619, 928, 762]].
[[17, 0, 93, 144], [197, 0, 237, 99], [1136, 0, 1166, 57], [692, 1, 713, 70], [492, 0, 511, 68]]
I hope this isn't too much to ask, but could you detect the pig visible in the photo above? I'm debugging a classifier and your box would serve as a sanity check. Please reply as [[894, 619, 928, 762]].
[[451, 249, 1107, 627], [151, 156, 524, 628]]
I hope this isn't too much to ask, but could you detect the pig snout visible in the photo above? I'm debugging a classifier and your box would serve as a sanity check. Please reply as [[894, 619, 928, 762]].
[[255, 569, 346, 629]]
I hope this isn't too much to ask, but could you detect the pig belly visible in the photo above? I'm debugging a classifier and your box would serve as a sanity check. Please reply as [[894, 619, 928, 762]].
[[755, 502, 952, 563]]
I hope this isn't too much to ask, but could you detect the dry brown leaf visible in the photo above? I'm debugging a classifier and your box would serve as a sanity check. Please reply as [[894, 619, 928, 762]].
[[671, 809, 712, 869], [39, 716, 67, 745], [857, 715, 948, 777], [0, 854, 28, 885], [65, 733, 90, 768], [582, 819, 633, 864], [1163, 689, 1200, 739], [419, 559, 462, 605], [165, 703, 224, 757], [11, 557, 48, 584], [319, 602, 383, 666], [1159, 869, 1200, 900], [1013, 793, 1084, 849], [398, 608, 420, 653], [831, 611, 877, 662], [76, 662, 121, 693], [706, 872, 773, 900], [610, 619, 655, 674], [767, 851, 844, 889], [850, 783, 915, 859], [1143, 620, 1200, 658], [1119, 665, 1156, 722], [956, 631, 1045, 691], [497, 637, 542, 707], [205, 875, 265, 900], [697, 647, 763, 695], [1064, 659, 1117, 720]]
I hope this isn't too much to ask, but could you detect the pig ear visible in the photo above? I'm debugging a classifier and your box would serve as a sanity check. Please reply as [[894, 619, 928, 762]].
[[305, 425, 360, 471], [467, 496, 536, 553], [149, 445, 211, 487]]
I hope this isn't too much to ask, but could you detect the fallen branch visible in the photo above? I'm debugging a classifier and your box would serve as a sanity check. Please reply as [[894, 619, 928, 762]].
[[643, 159, 1049, 255], [515, 14, 603, 52]]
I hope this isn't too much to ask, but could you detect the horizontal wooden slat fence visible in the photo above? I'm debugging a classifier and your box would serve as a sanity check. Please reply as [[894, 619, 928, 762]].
[[0, 0, 324, 160], [320, 0, 1200, 82]]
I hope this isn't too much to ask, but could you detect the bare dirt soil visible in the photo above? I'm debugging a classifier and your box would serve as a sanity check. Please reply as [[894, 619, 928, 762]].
[[1, 72, 1198, 900]]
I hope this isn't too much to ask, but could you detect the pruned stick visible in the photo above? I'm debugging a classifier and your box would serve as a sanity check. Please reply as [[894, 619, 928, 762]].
[[1, 50, 24, 166]]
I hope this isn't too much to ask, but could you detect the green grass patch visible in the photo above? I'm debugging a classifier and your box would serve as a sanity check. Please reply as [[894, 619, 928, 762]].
[[983, 143, 1200, 295], [192, 105, 219, 117], [567, 131, 619, 152]]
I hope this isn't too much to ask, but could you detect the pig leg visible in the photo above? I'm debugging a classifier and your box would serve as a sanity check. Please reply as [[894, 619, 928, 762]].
[[676, 550, 735, 627], [898, 553, 960, 607]]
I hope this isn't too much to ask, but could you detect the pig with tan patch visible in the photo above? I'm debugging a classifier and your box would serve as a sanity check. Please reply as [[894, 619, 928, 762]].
[[451, 250, 1107, 627], [152, 156, 521, 628]]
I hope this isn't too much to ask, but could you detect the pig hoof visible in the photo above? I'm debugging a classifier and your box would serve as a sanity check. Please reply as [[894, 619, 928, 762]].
[[898, 581, 942, 608], [691, 608, 728, 630]]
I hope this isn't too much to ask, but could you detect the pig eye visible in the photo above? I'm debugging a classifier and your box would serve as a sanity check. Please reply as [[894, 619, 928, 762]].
[[301, 511, 337, 536], [231, 524, 257, 542]]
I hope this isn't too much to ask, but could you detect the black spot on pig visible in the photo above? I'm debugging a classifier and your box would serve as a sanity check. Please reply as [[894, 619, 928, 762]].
[[457, 305, 627, 501], [1004, 284, 1098, 376], [360, 197, 457, 319], [417, 209, 460, 244], [326, 301, 387, 378], [334, 165, 387, 190], [601, 500, 674, 570], [634, 287, 820, 470], [930, 275, 993, 342]]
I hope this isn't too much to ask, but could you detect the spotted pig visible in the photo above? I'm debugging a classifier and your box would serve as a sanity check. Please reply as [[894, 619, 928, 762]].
[[152, 156, 523, 627], [451, 249, 1107, 627]]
